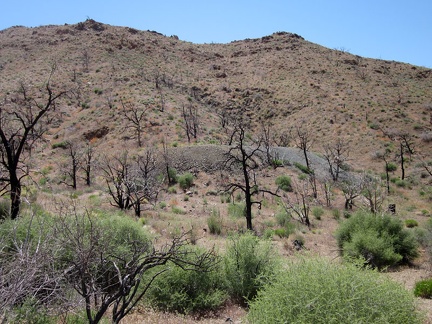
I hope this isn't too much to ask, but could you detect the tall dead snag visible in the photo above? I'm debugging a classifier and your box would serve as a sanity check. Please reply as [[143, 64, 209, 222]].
[[281, 178, 312, 229], [323, 138, 350, 181], [0, 75, 66, 219], [121, 99, 149, 147], [81, 141, 97, 186], [340, 177, 364, 210], [362, 173, 386, 214], [224, 120, 275, 231], [181, 101, 199, 143], [382, 128, 415, 180], [294, 124, 313, 170], [101, 152, 133, 211], [60, 141, 82, 190]]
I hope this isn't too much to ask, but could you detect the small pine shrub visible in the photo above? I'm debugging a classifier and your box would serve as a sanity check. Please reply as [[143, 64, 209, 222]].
[[404, 219, 418, 228], [248, 257, 422, 323], [414, 278, 432, 298], [178, 172, 194, 190], [336, 211, 419, 269], [275, 175, 293, 192]]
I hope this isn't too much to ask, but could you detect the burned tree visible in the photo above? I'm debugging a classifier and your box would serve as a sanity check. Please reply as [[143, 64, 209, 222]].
[[224, 120, 275, 231], [323, 138, 350, 181], [382, 129, 415, 180], [181, 101, 199, 143], [121, 99, 149, 147], [101, 152, 133, 210], [0, 75, 66, 219], [281, 178, 312, 229], [60, 141, 82, 190], [81, 141, 97, 186]]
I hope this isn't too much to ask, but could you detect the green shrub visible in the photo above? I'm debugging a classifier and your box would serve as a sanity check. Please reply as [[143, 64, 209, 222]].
[[335, 211, 419, 268], [404, 219, 419, 228], [145, 249, 227, 314], [51, 141, 69, 149], [414, 278, 432, 298], [207, 208, 222, 235], [248, 257, 422, 323], [274, 225, 294, 238], [395, 179, 408, 188], [386, 162, 397, 172], [275, 175, 293, 192], [223, 232, 280, 305], [294, 162, 314, 174], [227, 203, 246, 219], [275, 208, 290, 227], [178, 172, 194, 190], [171, 206, 186, 215], [167, 186, 177, 194], [0, 199, 10, 219], [167, 167, 178, 184], [312, 206, 324, 220], [332, 208, 341, 220]]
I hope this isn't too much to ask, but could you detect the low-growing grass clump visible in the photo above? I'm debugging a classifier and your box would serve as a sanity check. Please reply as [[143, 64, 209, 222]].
[[405, 219, 419, 228], [275, 175, 293, 192], [414, 278, 432, 299], [178, 172, 194, 190], [335, 211, 419, 268], [312, 206, 324, 220], [207, 208, 222, 235], [248, 257, 422, 323]]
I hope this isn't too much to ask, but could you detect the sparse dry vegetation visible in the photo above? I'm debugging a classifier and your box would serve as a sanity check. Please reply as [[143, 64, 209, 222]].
[[1, 19, 432, 322]]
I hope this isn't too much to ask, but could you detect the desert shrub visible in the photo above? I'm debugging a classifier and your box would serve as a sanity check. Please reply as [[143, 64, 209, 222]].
[[312, 206, 324, 220], [51, 141, 69, 149], [167, 167, 178, 184], [332, 208, 341, 220], [167, 186, 177, 194], [395, 179, 408, 188], [207, 208, 222, 235], [227, 203, 245, 219], [274, 223, 295, 238], [275, 208, 290, 227], [405, 219, 419, 228], [145, 249, 226, 314], [386, 162, 397, 172], [0, 199, 10, 219], [171, 206, 186, 215], [335, 211, 419, 268], [223, 232, 280, 305], [414, 278, 432, 298], [248, 257, 422, 324], [178, 172, 194, 190], [294, 162, 313, 175], [275, 175, 293, 192]]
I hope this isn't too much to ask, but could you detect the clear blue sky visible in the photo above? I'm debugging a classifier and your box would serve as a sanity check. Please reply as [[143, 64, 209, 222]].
[[1, 0, 431, 67]]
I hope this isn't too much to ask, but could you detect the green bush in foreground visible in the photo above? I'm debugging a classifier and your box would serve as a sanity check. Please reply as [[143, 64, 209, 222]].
[[335, 211, 418, 268], [414, 278, 432, 298], [223, 232, 280, 305], [145, 248, 226, 314], [248, 257, 422, 324]]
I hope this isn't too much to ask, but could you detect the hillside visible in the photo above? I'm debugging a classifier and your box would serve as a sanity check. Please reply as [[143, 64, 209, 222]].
[[1, 19, 432, 323], [1, 19, 431, 169]]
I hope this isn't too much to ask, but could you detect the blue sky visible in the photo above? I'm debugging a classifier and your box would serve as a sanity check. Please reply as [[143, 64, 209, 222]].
[[1, 0, 431, 67]]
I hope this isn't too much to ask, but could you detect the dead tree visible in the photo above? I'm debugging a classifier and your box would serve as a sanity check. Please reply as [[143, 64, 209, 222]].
[[55, 208, 217, 324], [60, 141, 82, 190], [181, 102, 199, 143], [121, 99, 149, 147], [81, 141, 97, 186], [0, 74, 66, 219], [362, 174, 386, 214], [100, 152, 133, 210], [281, 179, 312, 229], [294, 124, 313, 170], [340, 178, 364, 210], [224, 121, 276, 231], [323, 138, 350, 181], [382, 128, 415, 180]]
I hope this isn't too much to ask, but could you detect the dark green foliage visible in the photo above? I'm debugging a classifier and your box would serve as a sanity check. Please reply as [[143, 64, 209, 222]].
[[223, 232, 279, 305], [145, 249, 226, 314], [51, 141, 69, 149], [312, 206, 324, 220], [414, 278, 432, 298], [275, 175, 293, 192], [336, 211, 419, 268], [178, 172, 194, 190], [386, 162, 397, 172], [248, 257, 422, 323]]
